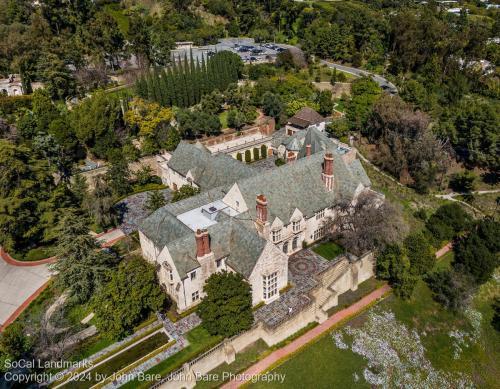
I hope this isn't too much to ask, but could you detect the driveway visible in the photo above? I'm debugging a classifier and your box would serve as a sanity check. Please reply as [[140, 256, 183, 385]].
[[320, 60, 398, 95], [0, 255, 52, 330]]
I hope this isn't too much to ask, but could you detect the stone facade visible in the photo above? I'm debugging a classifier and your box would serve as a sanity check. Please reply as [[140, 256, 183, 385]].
[[156, 252, 375, 389]]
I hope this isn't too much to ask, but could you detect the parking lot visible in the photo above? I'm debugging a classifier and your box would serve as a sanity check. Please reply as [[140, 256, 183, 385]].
[[171, 38, 288, 64]]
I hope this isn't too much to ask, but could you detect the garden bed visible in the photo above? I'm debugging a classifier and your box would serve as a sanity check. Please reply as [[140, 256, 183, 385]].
[[61, 331, 170, 389], [312, 241, 344, 260]]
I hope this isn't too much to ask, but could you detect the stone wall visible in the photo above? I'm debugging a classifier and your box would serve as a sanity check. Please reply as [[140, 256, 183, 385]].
[[157, 252, 375, 389]]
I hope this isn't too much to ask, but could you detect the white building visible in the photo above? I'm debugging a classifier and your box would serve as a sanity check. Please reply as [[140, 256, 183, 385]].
[[140, 136, 380, 312]]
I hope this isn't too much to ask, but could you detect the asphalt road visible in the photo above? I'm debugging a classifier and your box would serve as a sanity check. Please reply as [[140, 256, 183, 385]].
[[320, 60, 398, 94]]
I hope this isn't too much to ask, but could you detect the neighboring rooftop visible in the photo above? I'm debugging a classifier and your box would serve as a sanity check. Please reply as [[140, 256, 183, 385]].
[[287, 107, 326, 129]]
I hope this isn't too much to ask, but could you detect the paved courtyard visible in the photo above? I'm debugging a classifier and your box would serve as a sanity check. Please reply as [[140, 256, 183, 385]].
[[115, 189, 171, 235], [0, 257, 52, 328], [254, 249, 339, 328], [249, 155, 278, 172]]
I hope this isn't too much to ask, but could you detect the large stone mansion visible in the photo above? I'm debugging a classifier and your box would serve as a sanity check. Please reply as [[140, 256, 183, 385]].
[[139, 126, 381, 312]]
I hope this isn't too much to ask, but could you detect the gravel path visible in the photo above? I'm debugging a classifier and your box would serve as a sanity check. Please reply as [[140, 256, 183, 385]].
[[115, 189, 172, 235]]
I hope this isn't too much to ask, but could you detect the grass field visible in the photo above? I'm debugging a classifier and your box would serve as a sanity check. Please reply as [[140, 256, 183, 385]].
[[194, 340, 269, 389], [249, 253, 500, 389], [312, 241, 344, 260]]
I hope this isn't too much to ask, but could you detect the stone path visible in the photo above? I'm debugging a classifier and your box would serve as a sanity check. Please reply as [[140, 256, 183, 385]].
[[115, 189, 172, 235], [221, 284, 391, 389], [254, 249, 334, 328]]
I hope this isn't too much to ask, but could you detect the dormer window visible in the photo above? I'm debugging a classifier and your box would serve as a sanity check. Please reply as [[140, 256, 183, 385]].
[[292, 220, 301, 233], [190, 271, 196, 281], [272, 229, 282, 243]]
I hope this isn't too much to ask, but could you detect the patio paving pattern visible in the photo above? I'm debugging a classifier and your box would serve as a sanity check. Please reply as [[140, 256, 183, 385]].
[[254, 249, 339, 328]]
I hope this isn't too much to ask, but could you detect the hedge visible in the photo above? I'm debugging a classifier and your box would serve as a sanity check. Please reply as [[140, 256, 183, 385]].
[[236, 152, 242, 161], [245, 150, 251, 163], [260, 144, 267, 159], [253, 147, 260, 161], [0, 95, 32, 115]]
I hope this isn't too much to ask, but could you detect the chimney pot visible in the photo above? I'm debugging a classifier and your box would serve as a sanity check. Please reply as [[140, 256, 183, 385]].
[[195, 229, 210, 257], [256, 194, 268, 223], [322, 153, 334, 191]]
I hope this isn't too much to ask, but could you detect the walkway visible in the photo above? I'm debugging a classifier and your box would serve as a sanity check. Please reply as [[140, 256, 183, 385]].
[[221, 284, 391, 389], [0, 229, 126, 332], [0, 248, 53, 331], [320, 60, 398, 95]]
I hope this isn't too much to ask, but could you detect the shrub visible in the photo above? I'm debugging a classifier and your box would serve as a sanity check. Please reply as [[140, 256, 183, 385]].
[[425, 269, 475, 310], [236, 152, 242, 161], [275, 158, 285, 166], [449, 171, 477, 193], [453, 219, 500, 284], [0, 95, 32, 115], [244, 149, 251, 163], [172, 185, 200, 203], [426, 203, 472, 242], [260, 144, 268, 158], [404, 232, 435, 276], [253, 147, 260, 161]]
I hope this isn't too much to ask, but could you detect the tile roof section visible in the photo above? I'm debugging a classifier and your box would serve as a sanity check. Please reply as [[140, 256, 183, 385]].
[[287, 107, 325, 129]]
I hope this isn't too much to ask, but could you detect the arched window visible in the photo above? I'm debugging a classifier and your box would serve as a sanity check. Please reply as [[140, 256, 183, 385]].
[[282, 241, 288, 253], [292, 236, 299, 250]]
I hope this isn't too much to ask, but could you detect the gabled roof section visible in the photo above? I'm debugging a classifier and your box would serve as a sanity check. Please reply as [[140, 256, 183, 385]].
[[167, 141, 256, 190], [156, 218, 267, 279], [234, 150, 367, 223], [288, 107, 325, 129]]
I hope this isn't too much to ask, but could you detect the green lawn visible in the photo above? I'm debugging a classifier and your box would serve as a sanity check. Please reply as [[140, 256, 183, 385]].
[[249, 253, 500, 389], [121, 326, 222, 389], [249, 332, 369, 389], [61, 332, 170, 389], [312, 241, 344, 260], [219, 111, 229, 128], [194, 340, 269, 389]]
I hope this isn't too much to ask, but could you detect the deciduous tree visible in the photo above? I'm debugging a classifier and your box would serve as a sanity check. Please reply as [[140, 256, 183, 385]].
[[198, 271, 253, 337]]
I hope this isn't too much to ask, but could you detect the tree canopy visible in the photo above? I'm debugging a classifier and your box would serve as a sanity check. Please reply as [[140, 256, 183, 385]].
[[198, 271, 253, 337]]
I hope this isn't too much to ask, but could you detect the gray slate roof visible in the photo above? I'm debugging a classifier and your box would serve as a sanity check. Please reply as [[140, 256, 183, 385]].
[[234, 149, 365, 222], [167, 141, 256, 190], [140, 136, 371, 280]]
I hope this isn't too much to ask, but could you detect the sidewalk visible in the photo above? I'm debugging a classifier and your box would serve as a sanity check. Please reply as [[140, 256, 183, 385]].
[[221, 284, 391, 389]]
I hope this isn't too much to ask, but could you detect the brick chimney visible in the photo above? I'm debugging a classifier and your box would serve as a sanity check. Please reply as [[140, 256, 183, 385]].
[[256, 194, 268, 223], [306, 144, 311, 157], [195, 229, 210, 257], [287, 151, 295, 163], [322, 152, 334, 191]]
